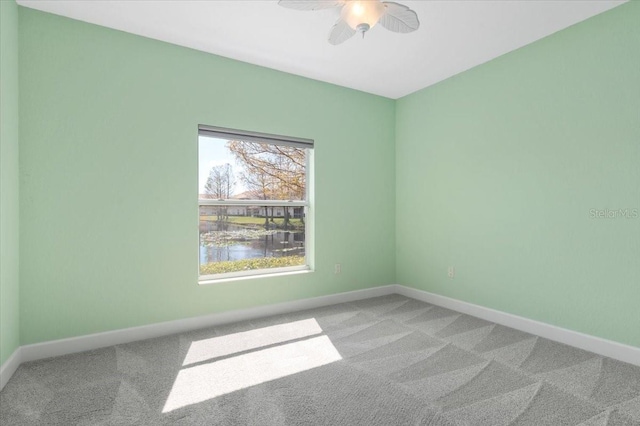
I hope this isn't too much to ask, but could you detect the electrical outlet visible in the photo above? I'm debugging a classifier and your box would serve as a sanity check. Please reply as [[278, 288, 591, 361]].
[[448, 266, 455, 279], [335, 263, 341, 274]]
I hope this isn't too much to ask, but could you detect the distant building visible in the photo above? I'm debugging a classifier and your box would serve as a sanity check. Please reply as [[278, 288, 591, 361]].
[[198, 193, 303, 219]]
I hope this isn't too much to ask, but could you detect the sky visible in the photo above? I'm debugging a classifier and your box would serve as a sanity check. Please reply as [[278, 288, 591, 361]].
[[198, 136, 247, 195]]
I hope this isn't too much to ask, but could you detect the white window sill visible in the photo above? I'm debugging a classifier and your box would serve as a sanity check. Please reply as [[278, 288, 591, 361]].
[[199, 267, 312, 285]]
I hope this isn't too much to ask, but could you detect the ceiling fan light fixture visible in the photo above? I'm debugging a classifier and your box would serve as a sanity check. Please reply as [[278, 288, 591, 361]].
[[278, 0, 420, 45], [341, 0, 385, 32]]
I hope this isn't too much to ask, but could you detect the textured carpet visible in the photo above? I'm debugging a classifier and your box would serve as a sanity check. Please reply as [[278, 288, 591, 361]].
[[1, 294, 639, 425]]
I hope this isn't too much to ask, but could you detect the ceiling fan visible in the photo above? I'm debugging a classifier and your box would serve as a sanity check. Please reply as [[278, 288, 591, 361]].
[[278, 0, 420, 45]]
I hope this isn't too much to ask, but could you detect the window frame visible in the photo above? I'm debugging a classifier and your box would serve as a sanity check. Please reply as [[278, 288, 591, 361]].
[[198, 125, 314, 283]]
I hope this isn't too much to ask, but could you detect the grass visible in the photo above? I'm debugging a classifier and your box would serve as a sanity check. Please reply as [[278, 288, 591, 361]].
[[201, 216, 304, 228], [200, 255, 305, 275]]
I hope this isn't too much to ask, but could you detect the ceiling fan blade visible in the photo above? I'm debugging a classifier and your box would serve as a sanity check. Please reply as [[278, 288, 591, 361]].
[[328, 18, 356, 45], [278, 0, 344, 11], [380, 2, 420, 33]]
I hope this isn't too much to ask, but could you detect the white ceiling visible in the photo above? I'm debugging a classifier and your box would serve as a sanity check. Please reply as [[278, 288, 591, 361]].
[[18, 0, 625, 99]]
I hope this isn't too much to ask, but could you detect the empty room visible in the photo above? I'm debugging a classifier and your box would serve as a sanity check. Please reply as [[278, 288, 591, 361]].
[[1, 0, 639, 424]]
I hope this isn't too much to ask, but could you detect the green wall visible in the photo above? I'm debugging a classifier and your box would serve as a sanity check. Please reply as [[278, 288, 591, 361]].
[[18, 9, 396, 345], [0, 0, 20, 366], [11, 2, 640, 350], [396, 2, 640, 347]]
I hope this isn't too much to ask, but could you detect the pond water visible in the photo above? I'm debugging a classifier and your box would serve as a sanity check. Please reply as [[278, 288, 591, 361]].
[[199, 223, 305, 264]]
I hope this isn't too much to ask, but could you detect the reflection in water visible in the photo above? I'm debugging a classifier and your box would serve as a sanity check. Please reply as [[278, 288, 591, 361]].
[[199, 222, 305, 265]]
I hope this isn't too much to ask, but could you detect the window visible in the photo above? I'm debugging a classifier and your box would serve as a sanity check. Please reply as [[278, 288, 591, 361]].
[[198, 125, 313, 282]]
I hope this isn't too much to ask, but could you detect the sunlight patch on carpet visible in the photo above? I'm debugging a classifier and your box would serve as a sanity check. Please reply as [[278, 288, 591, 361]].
[[183, 318, 323, 366], [163, 335, 342, 412]]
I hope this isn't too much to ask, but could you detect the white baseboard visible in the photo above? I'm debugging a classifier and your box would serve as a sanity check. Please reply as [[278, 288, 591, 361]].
[[395, 284, 640, 367], [3, 282, 638, 391], [0, 347, 22, 391], [19, 285, 396, 364]]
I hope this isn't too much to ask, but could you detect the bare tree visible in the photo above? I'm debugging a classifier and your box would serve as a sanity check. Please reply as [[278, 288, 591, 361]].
[[228, 141, 306, 230], [239, 170, 275, 229], [227, 141, 305, 200], [204, 163, 235, 221]]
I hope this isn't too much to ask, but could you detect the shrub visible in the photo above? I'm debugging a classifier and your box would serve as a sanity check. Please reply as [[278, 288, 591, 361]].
[[200, 256, 305, 275]]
